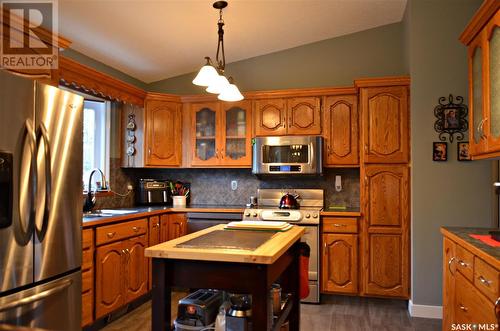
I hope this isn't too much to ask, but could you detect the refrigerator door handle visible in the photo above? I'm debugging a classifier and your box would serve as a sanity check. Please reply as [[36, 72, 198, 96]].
[[0, 278, 72, 313], [18, 120, 37, 242], [35, 123, 51, 241]]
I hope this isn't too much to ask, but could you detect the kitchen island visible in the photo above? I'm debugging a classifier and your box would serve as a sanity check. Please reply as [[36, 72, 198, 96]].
[[145, 224, 305, 331]]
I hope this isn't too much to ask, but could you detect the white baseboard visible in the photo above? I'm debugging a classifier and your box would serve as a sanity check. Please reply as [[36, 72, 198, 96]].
[[408, 300, 442, 319]]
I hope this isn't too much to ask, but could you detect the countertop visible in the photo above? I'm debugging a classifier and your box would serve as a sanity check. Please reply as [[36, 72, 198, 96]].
[[82, 205, 245, 228], [441, 227, 500, 267], [145, 224, 305, 264]]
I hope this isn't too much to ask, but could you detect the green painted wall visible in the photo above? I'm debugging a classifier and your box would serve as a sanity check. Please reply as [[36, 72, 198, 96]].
[[407, 0, 491, 307], [148, 22, 407, 94], [61, 48, 148, 90]]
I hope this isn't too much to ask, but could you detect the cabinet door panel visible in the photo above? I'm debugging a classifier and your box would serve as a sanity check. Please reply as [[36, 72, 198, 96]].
[[254, 99, 286, 136], [442, 238, 456, 331], [362, 165, 409, 298], [95, 241, 124, 318], [365, 234, 405, 296], [159, 214, 169, 243], [124, 235, 148, 303], [148, 216, 160, 289], [469, 32, 487, 156], [454, 272, 496, 326], [361, 86, 409, 163], [486, 15, 500, 152], [168, 213, 187, 240], [221, 101, 252, 166], [191, 103, 219, 166], [321, 234, 358, 294], [145, 100, 182, 166], [324, 95, 358, 165], [287, 97, 321, 135]]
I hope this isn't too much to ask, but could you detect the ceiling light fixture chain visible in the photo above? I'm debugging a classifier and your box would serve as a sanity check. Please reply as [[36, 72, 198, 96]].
[[192, 0, 243, 102]]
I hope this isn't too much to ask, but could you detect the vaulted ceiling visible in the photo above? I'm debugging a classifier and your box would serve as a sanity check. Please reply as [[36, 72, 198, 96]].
[[59, 0, 407, 83]]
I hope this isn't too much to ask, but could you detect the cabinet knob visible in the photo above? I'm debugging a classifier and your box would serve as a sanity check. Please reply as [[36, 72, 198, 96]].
[[459, 304, 468, 312], [458, 260, 469, 268], [107, 232, 116, 238], [132, 226, 140, 232], [333, 223, 346, 227]]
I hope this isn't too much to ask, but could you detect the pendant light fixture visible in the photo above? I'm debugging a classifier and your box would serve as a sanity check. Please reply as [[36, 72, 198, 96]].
[[192, 1, 244, 101]]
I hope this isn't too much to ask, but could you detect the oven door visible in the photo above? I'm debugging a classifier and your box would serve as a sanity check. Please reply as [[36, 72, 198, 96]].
[[186, 213, 242, 234]]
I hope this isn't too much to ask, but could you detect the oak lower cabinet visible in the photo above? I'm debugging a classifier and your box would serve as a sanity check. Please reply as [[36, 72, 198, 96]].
[[168, 213, 187, 240], [323, 95, 359, 166], [82, 228, 94, 327], [359, 84, 409, 164], [361, 165, 410, 298], [254, 97, 321, 136], [148, 216, 160, 290], [442, 231, 499, 330], [95, 220, 149, 319], [144, 95, 182, 166], [321, 217, 359, 294]]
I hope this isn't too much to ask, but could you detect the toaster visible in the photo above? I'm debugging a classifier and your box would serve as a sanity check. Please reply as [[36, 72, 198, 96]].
[[136, 179, 171, 205], [176, 289, 223, 327]]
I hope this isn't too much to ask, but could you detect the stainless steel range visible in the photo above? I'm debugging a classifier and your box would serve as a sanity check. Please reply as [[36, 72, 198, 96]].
[[242, 189, 323, 303]]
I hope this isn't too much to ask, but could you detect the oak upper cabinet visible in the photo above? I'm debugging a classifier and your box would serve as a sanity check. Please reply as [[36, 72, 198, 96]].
[[322, 233, 358, 294], [191, 101, 252, 167], [323, 95, 359, 166], [360, 86, 409, 163], [168, 213, 187, 240], [254, 99, 287, 136], [362, 165, 409, 298], [144, 96, 182, 166], [460, 3, 500, 158], [95, 241, 124, 318], [254, 97, 321, 136], [287, 97, 321, 135]]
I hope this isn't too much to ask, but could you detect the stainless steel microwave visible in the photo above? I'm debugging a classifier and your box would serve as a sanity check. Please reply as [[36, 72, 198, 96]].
[[252, 136, 323, 175]]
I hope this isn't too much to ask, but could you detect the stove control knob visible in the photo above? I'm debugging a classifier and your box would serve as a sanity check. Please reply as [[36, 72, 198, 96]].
[[252, 212, 258, 217], [244, 212, 250, 217], [312, 213, 319, 219], [305, 214, 311, 218]]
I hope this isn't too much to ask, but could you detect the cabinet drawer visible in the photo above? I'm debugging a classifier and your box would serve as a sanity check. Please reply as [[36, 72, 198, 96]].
[[82, 269, 93, 293], [474, 257, 499, 303], [96, 219, 147, 246], [81, 290, 94, 327], [455, 245, 474, 281], [82, 248, 93, 271], [82, 229, 93, 250], [455, 272, 496, 325], [322, 217, 358, 233]]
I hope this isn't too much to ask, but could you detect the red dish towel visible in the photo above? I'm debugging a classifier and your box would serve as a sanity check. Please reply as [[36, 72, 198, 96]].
[[469, 234, 500, 247]]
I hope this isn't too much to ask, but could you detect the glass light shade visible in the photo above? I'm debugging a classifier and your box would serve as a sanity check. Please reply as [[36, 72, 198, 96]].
[[218, 83, 244, 101], [206, 74, 230, 94], [192, 65, 219, 86]]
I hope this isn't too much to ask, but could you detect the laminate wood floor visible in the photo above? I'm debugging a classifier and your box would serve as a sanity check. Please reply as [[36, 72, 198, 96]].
[[100, 294, 441, 331]]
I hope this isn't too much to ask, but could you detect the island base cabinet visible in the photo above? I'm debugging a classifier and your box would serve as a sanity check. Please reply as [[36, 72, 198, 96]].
[[454, 272, 496, 326], [95, 235, 148, 319]]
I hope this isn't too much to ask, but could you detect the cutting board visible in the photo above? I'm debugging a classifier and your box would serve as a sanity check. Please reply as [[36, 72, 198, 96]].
[[175, 230, 275, 251]]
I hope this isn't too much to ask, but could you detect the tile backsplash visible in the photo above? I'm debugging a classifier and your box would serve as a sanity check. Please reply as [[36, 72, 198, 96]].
[[120, 167, 360, 209]]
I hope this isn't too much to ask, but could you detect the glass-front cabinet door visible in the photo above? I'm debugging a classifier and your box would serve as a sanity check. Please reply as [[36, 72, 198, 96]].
[[486, 19, 500, 151], [221, 101, 252, 166], [191, 103, 219, 166]]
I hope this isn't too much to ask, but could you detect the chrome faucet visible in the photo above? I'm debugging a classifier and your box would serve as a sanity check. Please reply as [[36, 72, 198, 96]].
[[83, 168, 107, 213]]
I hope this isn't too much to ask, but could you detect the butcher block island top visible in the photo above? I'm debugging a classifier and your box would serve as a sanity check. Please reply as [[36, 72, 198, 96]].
[[145, 224, 305, 264]]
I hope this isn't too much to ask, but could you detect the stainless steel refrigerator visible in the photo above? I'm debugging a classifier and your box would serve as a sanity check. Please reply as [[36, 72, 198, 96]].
[[0, 70, 83, 330]]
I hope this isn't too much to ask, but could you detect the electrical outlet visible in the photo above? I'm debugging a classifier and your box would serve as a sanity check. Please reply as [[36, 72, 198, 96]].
[[231, 180, 237, 191], [127, 184, 133, 191]]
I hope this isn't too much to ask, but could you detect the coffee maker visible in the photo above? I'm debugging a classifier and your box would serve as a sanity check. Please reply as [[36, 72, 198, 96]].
[[136, 179, 172, 205]]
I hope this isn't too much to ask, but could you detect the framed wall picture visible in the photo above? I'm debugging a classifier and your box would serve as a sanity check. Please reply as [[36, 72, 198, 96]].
[[433, 142, 448, 161], [457, 142, 471, 161]]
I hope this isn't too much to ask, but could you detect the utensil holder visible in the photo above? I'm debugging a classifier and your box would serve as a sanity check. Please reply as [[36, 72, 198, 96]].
[[173, 195, 187, 207]]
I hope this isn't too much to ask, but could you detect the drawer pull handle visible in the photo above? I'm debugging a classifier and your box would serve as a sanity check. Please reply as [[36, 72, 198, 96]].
[[448, 257, 456, 275], [333, 224, 347, 227], [479, 275, 492, 287], [132, 226, 140, 232], [107, 232, 116, 238], [459, 304, 468, 312], [458, 260, 469, 268]]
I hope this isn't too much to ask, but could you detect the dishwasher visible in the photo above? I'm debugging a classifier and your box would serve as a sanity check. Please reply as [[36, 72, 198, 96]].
[[186, 212, 243, 234]]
